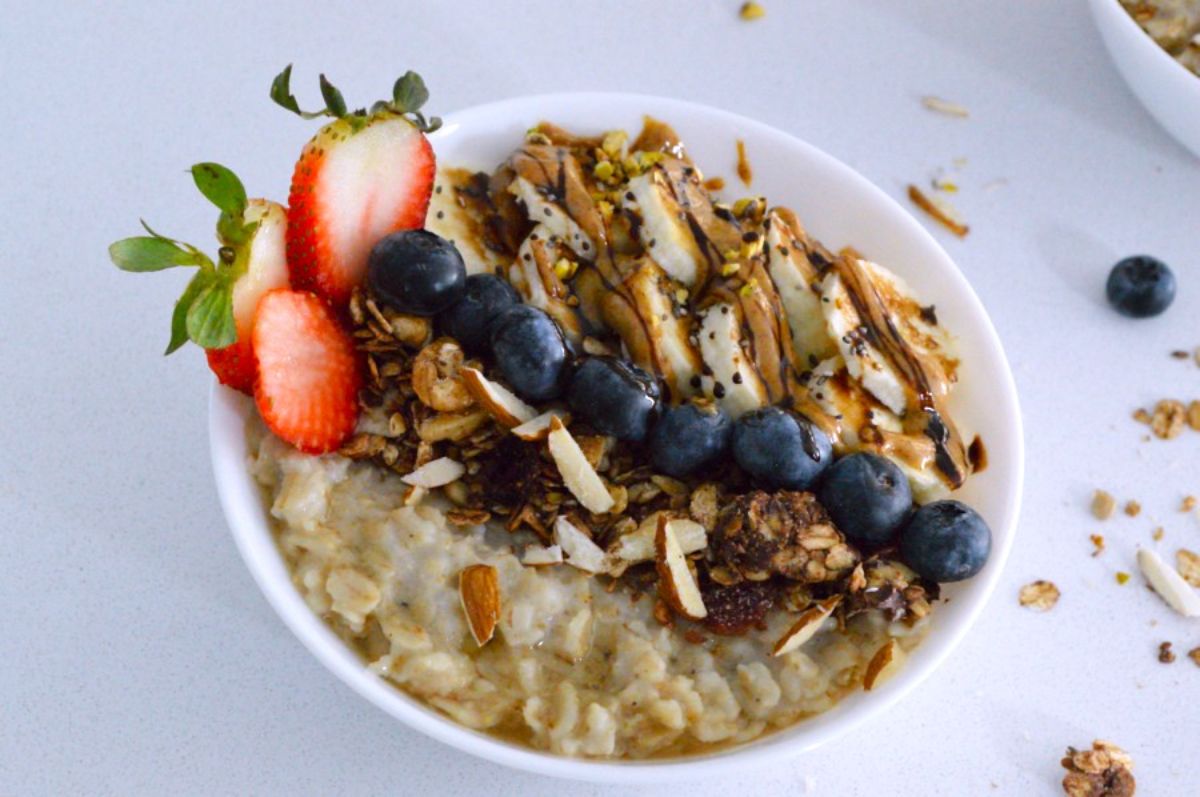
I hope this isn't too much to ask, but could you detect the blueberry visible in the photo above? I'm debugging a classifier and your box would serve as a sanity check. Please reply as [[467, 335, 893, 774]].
[[567, 356, 661, 441], [1106, 255, 1175, 318], [731, 407, 833, 490], [649, 400, 732, 477], [490, 305, 569, 402], [899, 500, 992, 582], [437, 273, 519, 353], [367, 230, 466, 316], [818, 453, 912, 546]]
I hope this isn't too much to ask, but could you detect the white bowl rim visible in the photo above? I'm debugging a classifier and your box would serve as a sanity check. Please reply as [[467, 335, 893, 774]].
[[209, 91, 1024, 784]]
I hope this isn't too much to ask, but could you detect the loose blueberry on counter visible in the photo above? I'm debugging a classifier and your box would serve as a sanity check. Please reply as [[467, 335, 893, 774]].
[[649, 400, 732, 477], [567, 356, 661, 442], [1106, 255, 1175, 318], [899, 500, 992, 583], [490, 305, 570, 402], [437, 273, 519, 353], [367, 230, 466, 316], [731, 407, 833, 490], [818, 453, 912, 546]]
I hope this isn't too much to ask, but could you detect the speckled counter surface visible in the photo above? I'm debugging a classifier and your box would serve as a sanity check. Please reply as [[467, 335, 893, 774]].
[[2, 1, 1197, 794]]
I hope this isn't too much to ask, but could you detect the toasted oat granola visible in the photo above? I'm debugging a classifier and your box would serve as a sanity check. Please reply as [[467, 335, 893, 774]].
[[1061, 740, 1136, 797]]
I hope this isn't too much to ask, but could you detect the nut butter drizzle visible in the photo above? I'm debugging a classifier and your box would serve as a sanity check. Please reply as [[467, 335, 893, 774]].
[[833, 255, 969, 488]]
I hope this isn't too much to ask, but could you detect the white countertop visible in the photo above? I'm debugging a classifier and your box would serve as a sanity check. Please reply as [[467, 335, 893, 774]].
[[2, 0, 1198, 794]]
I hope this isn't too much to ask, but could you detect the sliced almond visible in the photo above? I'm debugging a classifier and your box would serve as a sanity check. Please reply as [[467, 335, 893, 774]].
[[401, 457, 465, 489], [863, 638, 903, 690], [546, 417, 614, 514], [655, 515, 707, 620], [458, 564, 500, 646], [460, 367, 538, 428], [416, 409, 490, 442], [554, 516, 609, 574], [521, 544, 563, 567], [1137, 548, 1200, 617], [772, 595, 841, 657], [611, 512, 707, 563], [512, 409, 571, 441]]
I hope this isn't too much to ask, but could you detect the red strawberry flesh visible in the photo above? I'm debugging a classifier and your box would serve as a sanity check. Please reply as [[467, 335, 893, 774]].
[[252, 289, 361, 453]]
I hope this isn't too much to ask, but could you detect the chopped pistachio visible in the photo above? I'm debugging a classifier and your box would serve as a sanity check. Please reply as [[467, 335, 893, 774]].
[[593, 160, 615, 182], [554, 258, 578, 281], [739, 278, 759, 297], [1116, 571, 1131, 585], [739, 2, 765, 21], [601, 130, 627, 158], [720, 262, 741, 277], [674, 287, 689, 304]]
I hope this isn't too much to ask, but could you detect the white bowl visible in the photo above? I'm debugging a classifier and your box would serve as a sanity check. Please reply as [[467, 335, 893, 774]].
[[210, 93, 1024, 784], [1090, 0, 1200, 158]]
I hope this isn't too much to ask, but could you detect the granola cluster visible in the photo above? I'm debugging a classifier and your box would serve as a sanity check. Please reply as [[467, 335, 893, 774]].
[[1060, 740, 1136, 797]]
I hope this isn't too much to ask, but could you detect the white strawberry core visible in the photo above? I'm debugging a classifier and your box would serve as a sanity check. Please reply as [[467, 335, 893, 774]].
[[232, 200, 289, 336]]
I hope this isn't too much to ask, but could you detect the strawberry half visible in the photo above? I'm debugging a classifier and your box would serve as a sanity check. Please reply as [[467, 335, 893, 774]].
[[252, 289, 362, 454], [271, 66, 441, 308], [109, 162, 289, 395], [286, 115, 434, 306], [206, 199, 289, 392]]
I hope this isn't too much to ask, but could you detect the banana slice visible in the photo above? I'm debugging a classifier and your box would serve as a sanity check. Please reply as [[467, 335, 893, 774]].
[[765, 209, 838, 366], [425, 169, 507, 276], [508, 224, 584, 341], [600, 258, 702, 402], [696, 302, 769, 419], [625, 169, 706, 286], [861, 260, 958, 390], [820, 270, 909, 416]]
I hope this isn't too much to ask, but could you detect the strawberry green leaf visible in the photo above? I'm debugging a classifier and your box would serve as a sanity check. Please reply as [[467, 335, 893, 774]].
[[392, 71, 429, 114], [109, 236, 204, 272], [270, 64, 327, 119], [166, 270, 215, 355], [191, 163, 247, 217], [318, 74, 347, 118], [185, 280, 237, 349]]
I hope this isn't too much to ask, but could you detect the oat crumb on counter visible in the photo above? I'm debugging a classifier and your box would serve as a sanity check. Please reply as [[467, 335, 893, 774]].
[[1091, 490, 1116, 520], [1019, 580, 1060, 611], [921, 95, 970, 118], [1177, 549, 1200, 587], [1090, 534, 1106, 557], [1158, 641, 1176, 663], [1123, 500, 1141, 517], [1189, 647, 1200, 667]]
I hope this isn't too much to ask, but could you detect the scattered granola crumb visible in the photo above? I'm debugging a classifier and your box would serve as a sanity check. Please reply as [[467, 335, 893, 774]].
[[1189, 400, 1200, 431], [1158, 641, 1176, 663], [1150, 399, 1186, 439], [1170, 350, 1189, 360], [907, 184, 969, 237], [1061, 740, 1135, 797], [1132, 408, 1151, 425], [738, 1, 765, 21], [1090, 534, 1106, 557], [1115, 571, 1131, 585], [1189, 647, 1200, 667], [1183, 496, 1197, 512], [1092, 490, 1116, 520], [1123, 500, 1141, 517], [1152, 527, 1164, 542], [921, 95, 970, 118], [1019, 580, 1060, 611], [1195, 346, 1200, 367], [1177, 549, 1200, 587]]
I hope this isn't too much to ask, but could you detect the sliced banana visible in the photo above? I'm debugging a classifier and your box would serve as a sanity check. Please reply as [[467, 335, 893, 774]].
[[509, 224, 583, 341], [600, 258, 702, 401], [820, 269, 909, 417], [696, 302, 768, 419], [425, 170, 507, 276], [625, 169, 706, 286], [765, 209, 838, 366]]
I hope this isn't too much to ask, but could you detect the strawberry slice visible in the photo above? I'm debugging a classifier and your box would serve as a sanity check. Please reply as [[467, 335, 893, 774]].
[[272, 66, 440, 308], [206, 199, 289, 392], [252, 289, 362, 454]]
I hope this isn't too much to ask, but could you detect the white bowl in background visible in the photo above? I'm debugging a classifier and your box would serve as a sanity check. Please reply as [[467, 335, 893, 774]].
[[210, 93, 1024, 784], [1090, 0, 1200, 158]]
